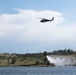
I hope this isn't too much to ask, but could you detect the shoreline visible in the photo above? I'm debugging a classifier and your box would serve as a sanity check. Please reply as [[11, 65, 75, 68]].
[[0, 64, 55, 67]]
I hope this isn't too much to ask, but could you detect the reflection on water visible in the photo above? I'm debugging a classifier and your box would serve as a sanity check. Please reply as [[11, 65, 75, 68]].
[[0, 66, 76, 75]]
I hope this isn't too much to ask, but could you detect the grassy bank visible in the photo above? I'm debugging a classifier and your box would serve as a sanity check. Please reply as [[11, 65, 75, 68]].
[[0, 53, 54, 67], [0, 49, 76, 66]]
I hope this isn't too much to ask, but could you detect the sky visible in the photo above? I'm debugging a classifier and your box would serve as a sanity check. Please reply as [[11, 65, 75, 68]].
[[0, 0, 76, 53]]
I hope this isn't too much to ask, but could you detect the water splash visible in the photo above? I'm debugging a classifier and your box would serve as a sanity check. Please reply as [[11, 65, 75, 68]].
[[47, 55, 76, 66]]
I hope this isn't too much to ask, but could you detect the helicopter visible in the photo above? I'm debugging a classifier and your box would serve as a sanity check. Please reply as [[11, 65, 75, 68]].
[[38, 17, 54, 23]]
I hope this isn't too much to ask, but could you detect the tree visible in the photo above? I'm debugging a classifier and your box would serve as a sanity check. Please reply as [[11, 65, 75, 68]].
[[43, 51, 47, 56], [7, 56, 11, 64], [43, 56, 48, 63], [11, 57, 16, 64], [35, 60, 40, 65]]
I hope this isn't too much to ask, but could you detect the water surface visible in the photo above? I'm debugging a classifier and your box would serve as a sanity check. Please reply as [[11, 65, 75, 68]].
[[0, 66, 76, 75]]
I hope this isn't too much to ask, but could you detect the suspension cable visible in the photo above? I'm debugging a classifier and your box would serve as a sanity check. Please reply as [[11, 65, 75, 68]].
[[44, 25, 47, 51]]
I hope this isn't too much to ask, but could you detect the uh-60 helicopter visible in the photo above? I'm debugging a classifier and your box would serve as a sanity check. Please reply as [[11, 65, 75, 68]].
[[38, 17, 54, 23]]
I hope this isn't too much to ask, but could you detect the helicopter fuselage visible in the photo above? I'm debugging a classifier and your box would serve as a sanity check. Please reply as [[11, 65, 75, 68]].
[[40, 17, 54, 23], [40, 19, 52, 22]]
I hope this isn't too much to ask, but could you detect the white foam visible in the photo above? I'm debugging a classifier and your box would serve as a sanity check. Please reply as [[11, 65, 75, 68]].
[[47, 55, 76, 66]]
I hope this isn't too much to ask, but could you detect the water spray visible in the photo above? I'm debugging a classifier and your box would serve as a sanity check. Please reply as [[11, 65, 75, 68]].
[[47, 55, 76, 66]]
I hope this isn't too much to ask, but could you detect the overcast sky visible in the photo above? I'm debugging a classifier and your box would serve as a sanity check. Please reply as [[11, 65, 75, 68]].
[[0, 0, 76, 53]]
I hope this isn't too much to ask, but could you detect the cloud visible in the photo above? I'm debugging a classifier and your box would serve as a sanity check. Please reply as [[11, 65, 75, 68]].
[[0, 9, 76, 53], [0, 9, 65, 42]]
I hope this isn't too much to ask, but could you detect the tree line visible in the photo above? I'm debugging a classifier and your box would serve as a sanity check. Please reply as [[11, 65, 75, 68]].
[[0, 49, 76, 58], [0, 49, 76, 66]]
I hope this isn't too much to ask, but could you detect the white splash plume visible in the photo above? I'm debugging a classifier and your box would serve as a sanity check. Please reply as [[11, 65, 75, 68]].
[[47, 55, 76, 66]]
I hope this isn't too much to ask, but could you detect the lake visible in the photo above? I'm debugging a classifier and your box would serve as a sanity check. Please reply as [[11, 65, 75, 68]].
[[0, 66, 76, 75]]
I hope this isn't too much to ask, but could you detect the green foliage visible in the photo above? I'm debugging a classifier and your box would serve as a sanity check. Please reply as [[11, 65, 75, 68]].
[[7, 58, 10, 64], [43, 51, 48, 56], [43, 56, 48, 63], [35, 60, 40, 65], [11, 57, 16, 64], [0, 49, 76, 66], [51, 49, 75, 55]]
